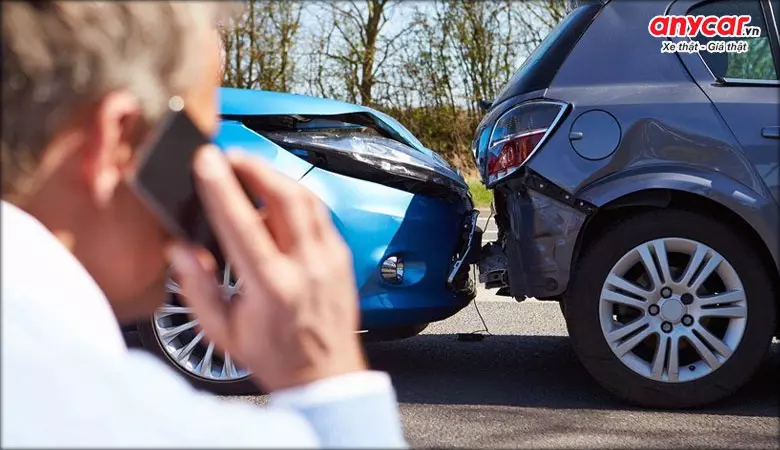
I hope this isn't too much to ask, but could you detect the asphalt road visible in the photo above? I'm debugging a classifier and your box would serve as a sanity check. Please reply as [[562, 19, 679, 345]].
[[233, 298, 779, 448], [232, 214, 780, 448]]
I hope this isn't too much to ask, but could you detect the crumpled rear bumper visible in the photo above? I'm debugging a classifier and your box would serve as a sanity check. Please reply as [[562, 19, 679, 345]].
[[481, 171, 595, 299]]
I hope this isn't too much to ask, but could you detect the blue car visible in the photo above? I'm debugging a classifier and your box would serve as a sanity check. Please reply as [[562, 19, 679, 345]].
[[127, 88, 480, 394]]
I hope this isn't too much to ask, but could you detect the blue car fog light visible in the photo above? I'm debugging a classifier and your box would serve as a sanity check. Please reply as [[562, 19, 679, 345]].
[[380, 256, 404, 284]]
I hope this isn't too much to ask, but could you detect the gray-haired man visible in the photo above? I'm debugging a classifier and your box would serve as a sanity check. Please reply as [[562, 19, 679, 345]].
[[1, 2, 405, 447]]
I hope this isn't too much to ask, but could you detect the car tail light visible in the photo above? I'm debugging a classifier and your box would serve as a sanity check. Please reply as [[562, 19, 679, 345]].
[[485, 100, 568, 186]]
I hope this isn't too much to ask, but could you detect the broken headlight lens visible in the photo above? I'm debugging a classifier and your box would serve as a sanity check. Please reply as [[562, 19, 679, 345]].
[[265, 131, 468, 196]]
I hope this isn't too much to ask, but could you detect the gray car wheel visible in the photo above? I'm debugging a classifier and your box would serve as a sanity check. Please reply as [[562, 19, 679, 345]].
[[598, 237, 747, 383], [564, 208, 775, 408]]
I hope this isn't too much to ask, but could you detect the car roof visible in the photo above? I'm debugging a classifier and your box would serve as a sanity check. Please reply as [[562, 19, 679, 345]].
[[219, 87, 370, 117]]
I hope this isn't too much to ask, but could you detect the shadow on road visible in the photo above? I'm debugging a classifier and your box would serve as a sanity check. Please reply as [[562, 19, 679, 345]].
[[364, 334, 780, 418]]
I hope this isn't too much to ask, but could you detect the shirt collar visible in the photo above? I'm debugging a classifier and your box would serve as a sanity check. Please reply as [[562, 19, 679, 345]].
[[1, 200, 128, 356]]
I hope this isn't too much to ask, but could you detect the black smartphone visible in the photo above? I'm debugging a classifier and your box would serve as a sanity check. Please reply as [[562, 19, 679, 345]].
[[128, 97, 221, 258]]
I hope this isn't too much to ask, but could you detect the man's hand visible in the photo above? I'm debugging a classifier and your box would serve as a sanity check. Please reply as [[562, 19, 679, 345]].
[[166, 145, 367, 392]]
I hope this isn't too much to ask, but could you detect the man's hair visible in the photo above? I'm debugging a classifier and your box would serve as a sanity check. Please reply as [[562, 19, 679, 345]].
[[1, 1, 240, 196]]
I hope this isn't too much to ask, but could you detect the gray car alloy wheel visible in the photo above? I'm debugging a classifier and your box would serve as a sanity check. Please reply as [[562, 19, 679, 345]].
[[153, 263, 252, 382], [599, 237, 747, 384]]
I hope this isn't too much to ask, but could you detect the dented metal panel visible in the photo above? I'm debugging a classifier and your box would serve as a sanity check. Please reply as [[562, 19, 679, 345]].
[[502, 182, 588, 299]]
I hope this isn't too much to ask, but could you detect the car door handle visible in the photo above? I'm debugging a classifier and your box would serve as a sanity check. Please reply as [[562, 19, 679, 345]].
[[762, 126, 780, 139]]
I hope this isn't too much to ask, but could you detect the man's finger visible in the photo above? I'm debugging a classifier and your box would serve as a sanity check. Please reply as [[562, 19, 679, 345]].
[[192, 145, 278, 276], [306, 187, 338, 242], [226, 150, 315, 254], [166, 242, 231, 347]]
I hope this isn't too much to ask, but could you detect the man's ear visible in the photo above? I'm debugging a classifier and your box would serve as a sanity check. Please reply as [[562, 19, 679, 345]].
[[81, 91, 142, 208]]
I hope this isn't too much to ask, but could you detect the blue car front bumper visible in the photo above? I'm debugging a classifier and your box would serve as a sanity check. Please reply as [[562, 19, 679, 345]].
[[299, 167, 478, 329], [208, 119, 479, 331]]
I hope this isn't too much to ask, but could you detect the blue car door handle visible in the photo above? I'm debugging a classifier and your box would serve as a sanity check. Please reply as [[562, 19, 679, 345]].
[[762, 126, 780, 139]]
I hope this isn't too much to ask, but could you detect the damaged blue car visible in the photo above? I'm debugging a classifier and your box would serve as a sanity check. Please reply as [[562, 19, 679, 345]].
[[127, 87, 480, 394]]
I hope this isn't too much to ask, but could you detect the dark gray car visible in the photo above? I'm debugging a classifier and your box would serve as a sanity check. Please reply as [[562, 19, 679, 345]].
[[474, 0, 779, 408]]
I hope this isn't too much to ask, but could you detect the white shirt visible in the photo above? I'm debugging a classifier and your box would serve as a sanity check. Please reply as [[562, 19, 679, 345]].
[[1, 201, 406, 448]]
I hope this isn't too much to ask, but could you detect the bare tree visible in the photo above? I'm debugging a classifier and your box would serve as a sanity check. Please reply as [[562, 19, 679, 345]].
[[222, 0, 570, 175], [316, 0, 413, 105], [437, 0, 530, 116], [513, 0, 567, 50], [392, 4, 457, 111], [220, 0, 303, 91], [220, 9, 248, 88], [266, 1, 303, 91]]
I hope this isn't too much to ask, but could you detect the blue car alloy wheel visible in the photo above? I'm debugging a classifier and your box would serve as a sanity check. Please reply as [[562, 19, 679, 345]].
[[133, 88, 479, 395]]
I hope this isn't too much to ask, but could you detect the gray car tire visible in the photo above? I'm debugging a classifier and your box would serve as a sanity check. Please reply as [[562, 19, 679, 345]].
[[564, 208, 776, 408]]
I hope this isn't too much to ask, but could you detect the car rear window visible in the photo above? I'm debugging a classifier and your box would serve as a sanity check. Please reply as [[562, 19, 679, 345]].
[[490, 2, 603, 106], [689, 0, 778, 81]]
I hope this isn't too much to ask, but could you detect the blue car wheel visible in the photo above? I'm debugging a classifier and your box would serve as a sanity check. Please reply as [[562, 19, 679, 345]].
[[136, 266, 433, 395], [137, 263, 258, 395]]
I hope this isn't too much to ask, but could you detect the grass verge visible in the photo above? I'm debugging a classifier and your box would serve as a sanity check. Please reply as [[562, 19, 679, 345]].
[[467, 179, 493, 208]]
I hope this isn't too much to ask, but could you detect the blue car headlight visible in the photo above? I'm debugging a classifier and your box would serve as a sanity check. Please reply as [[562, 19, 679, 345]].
[[265, 131, 470, 201]]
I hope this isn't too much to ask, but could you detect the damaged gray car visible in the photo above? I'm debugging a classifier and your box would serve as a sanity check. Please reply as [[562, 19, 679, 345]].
[[474, 0, 779, 408]]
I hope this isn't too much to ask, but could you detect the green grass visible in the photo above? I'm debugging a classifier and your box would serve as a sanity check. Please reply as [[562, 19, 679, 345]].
[[467, 179, 493, 208]]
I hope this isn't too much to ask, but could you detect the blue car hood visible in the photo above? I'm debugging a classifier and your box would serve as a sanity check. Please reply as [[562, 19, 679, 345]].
[[219, 88, 431, 157]]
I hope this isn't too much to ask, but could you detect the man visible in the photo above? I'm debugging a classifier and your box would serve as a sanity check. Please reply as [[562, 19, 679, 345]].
[[1, 2, 406, 447]]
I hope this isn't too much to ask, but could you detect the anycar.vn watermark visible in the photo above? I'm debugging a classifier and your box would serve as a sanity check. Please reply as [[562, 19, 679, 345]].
[[649, 15, 761, 54]]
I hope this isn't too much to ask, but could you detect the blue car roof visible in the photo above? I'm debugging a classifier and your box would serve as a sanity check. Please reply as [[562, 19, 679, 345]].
[[219, 87, 371, 116]]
